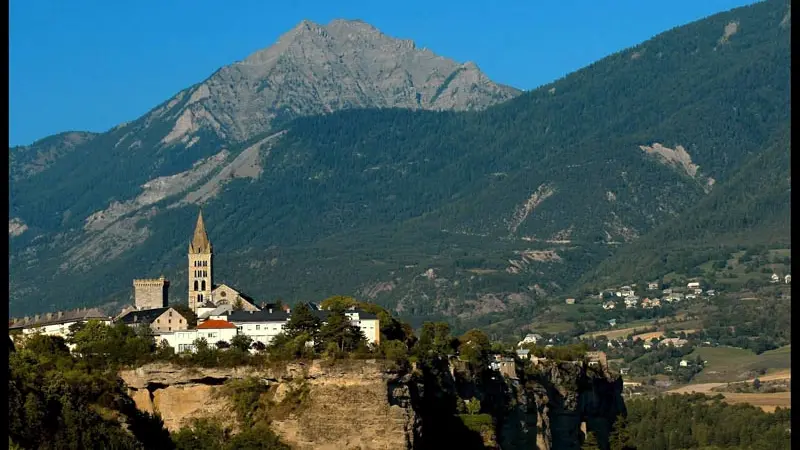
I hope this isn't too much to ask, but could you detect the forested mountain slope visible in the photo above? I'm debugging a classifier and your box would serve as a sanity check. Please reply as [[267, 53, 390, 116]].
[[581, 123, 790, 289], [9, 1, 790, 330]]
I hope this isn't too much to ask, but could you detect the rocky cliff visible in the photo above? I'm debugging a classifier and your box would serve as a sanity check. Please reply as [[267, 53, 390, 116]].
[[120, 360, 418, 450], [119, 358, 624, 449]]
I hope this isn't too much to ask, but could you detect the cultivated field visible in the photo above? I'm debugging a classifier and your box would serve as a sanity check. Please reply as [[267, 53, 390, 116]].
[[688, 345, 791, 383], [668, 346, 791, 411]]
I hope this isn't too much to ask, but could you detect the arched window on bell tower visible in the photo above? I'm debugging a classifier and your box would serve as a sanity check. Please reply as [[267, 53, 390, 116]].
[[201, 280, 206, 291], [194, 280, 199, 291]]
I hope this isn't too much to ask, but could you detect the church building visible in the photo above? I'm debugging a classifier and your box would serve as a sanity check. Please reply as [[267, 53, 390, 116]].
[[187, 210, 259, 313]]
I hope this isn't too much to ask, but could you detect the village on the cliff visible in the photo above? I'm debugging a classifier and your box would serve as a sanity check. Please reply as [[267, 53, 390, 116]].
[[9, 210, 381, 352]]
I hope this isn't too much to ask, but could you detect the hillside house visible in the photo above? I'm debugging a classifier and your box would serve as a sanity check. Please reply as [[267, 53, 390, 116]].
[[585, 351, 608, 368], [489, 357, 517, 379], [687, 282, 701, 289], [706, 290, 716, 296], [518, 333, 544, 347], [659, 338, 689, 348], [686, 294, 697, 300], [228, 309, 292, 346], [693, 288, 704, 295], [648, 282, 660, 290], [608, 319, 617, 327], [662, 288, 673, 295], [565, 298, 576, 305], [650, 298, 661, 308], [9, 308, 111, 340], [640, 298, 653, 309], [665, 293, 684, 302], [771, 274, 780, 283], [785, 274, 791, 284], [679, 359, 690, 367], [117, 307, 189, 333], [602, 301, 616, 310], [196, 319, 239, 346], [156, 330, 200, 353], [516, 348, 530, 359], [620, 286, 634, 297], [624, 297, 639, 308]]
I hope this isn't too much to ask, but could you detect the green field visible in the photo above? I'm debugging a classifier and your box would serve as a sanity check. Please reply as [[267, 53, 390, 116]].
[[532, 321, 576, 334], [689, 345, 791, 383]]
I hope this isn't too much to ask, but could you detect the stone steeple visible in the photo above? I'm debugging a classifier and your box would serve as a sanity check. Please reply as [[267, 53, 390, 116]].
[[189, 209, 212, 254], [188, 209, 213, 312]]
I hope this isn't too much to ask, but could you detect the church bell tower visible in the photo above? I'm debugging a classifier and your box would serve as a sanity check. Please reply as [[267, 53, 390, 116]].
[[188, 209, 213, 312]]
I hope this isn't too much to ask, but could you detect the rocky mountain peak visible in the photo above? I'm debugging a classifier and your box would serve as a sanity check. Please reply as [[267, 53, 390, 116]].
[[152, 18, 520, 144]]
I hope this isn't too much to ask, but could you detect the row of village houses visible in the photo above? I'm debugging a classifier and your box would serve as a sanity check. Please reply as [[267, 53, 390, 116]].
[[8, 302, 380, 352], [564, 275, 791, 309], [565, 281, 720, 310]]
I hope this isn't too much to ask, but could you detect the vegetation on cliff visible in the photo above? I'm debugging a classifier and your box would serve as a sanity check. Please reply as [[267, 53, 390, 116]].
[[8, 334, 173, 449]]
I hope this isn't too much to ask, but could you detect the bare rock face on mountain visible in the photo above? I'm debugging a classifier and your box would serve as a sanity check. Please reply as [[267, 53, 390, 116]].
[[155, 19, 521, 145]]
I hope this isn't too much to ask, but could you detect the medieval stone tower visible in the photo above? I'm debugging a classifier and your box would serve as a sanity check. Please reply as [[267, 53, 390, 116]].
[[188, 210, 213, 312], [133, 276, 169, 310]]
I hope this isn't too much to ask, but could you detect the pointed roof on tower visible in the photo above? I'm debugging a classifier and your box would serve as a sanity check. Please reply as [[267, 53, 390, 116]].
[[189, 209, 212, 254]]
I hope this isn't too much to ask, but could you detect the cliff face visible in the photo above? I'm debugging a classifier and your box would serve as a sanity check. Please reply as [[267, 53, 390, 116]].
[[521, 362, 626, 450], [119, 360, 418, 450], [119, 359, 623, 450]]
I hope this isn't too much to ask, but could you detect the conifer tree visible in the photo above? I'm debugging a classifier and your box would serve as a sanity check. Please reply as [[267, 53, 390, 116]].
[[609, 415, 636, 450]]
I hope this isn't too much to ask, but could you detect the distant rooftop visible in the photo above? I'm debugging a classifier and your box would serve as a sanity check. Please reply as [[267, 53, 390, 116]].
[[197, 319, 237, 329], [9, 307, 110, 330], [117, 307, 176, 325]]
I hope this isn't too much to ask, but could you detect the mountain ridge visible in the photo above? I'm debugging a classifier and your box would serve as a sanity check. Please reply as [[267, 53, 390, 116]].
[[9, 1, 790, 333]]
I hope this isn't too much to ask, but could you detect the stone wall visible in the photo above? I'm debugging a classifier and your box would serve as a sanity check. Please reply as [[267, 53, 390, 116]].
[[150, 308, 189, 333], [133, 277, 169, 310]]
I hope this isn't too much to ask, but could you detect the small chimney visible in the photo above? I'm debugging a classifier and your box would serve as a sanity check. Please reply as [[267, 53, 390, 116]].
[[58, 311, 63, 319], [269, 308, 273, 314], [34, 314, 40, 322]]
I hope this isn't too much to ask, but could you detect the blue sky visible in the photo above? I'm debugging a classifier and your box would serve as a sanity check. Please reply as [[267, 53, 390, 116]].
[[10, 0, 759, 146]]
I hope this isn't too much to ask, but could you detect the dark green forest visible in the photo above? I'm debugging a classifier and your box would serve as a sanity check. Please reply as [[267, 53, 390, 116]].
[[625, 393, 790, 450]]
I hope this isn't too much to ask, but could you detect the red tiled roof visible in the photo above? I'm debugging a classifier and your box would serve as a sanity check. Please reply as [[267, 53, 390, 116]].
[[196, 319, 237, 329]]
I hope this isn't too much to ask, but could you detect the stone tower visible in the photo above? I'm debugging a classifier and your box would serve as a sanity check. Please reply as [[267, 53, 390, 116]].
[[188, 209, 213, 312], [133, 276, 169, 310]]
